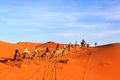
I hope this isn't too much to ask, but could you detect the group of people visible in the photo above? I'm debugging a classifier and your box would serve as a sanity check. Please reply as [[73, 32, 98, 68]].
[[14, 47, 39, 60], [14, 40, 98, 60], [80, 39, 97, 47]]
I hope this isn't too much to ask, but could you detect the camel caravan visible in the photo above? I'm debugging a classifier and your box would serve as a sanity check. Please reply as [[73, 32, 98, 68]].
[[13, 40, 89, 64]]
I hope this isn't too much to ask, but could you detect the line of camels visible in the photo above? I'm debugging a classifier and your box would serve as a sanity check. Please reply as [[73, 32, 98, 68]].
[[13, 40, 92, 64]]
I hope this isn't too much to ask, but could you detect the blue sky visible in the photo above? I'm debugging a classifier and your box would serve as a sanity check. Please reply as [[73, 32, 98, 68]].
[[0, 0, 120, 45]]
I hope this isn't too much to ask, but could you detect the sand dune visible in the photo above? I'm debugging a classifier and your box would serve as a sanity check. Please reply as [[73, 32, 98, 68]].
[[38, 41, 66, 48], [0, 41, 120, 80]]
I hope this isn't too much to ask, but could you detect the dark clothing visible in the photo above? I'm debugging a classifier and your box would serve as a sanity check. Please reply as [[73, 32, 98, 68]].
[[15, 49, 19, 54], [56, 44, 59, 50], [95, 43, 97, 46], [14, 49, 20, 60], [46, 47, 49, 52], [56, 44, 59, 48]]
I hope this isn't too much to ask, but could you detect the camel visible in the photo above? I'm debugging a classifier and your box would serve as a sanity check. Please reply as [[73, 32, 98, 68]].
[[23, 48, 33, 63], [40, 51, 51, 59], [31, 48, 40, 61], [54, 49, 64, 58], [45, 51, 52, 59], [62, 48, 69, 55]]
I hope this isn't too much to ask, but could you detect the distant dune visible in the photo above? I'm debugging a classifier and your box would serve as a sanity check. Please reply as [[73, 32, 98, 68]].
[[38, 41, 66, 49], [0, 41, 120, 80], [17, 42, 42, 47]]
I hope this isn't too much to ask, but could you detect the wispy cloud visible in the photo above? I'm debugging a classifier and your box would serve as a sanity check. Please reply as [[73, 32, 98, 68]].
[[1, 1, 119, 28], [92, 30, 120, 37], [64, 23, 109, 29], [60, 33, 76, 37], [88, 5, 120, 20]]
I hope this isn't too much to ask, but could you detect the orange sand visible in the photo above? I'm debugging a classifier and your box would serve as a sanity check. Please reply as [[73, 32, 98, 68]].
[[0, 41, 120, 80]]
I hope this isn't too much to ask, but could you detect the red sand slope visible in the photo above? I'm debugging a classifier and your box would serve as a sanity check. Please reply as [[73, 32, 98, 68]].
[[0, 41, 120, 80]]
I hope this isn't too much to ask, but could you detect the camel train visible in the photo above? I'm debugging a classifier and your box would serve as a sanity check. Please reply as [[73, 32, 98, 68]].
[[13, 40, 89, 63]]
